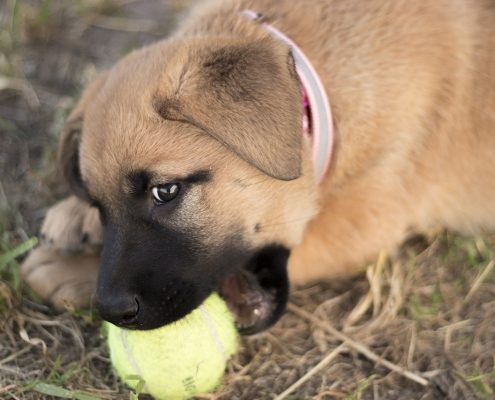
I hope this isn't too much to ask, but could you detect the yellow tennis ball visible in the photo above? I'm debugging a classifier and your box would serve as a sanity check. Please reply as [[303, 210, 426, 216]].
[[105, 293, 238, 400]]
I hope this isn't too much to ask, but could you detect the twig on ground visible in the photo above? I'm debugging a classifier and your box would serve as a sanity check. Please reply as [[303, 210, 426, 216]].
[[440, 319, 472, 352], [370, 250, 387, 317], [407, 323, 417, 368], [0, 384, 16, 394], [0, 346, 32, 366], [274, 344, 346, 400], [288, 303, 429, 386], [464, 260, 494, 304]]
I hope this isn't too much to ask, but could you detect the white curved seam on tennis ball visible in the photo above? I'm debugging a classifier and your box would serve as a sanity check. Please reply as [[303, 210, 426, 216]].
[[120, 328, 150, 393], [199, 305, 227, 361]]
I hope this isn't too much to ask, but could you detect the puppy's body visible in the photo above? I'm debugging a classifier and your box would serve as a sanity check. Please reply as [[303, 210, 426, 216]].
[[223, 0, 495, 280], [22, 0, 495, 331]]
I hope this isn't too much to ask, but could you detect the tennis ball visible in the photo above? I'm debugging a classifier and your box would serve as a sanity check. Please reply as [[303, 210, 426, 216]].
[[105, 293, 238, 400]]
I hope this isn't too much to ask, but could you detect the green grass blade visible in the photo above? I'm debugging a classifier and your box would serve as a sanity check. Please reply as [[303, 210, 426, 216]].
[[0, 237, 38, 269], [32, 382, 73, 398], [74, 392, 102, 400]]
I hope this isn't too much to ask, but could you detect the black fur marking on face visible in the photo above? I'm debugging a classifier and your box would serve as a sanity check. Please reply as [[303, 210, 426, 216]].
[[126, 169, 212, 197], [127, 170, 151, 196], [94, 189, 288, 335], [95, 213, 251, 330], [183, 170, 212, 184]]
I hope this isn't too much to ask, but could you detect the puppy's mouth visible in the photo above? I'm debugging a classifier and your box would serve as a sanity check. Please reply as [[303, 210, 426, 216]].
[[219, 245, 290, 335]]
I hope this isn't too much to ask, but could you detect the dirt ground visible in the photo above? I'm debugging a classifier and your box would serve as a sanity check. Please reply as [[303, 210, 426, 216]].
[[1, 1, 494, 399]]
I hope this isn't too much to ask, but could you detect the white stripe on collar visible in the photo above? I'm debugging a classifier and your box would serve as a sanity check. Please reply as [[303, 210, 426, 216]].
[[242, 9, 334, 183]]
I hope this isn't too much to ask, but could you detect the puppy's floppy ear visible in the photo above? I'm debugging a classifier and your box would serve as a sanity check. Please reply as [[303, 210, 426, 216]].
[[155, 37, 303, 180], [58, 73, 107, 200]]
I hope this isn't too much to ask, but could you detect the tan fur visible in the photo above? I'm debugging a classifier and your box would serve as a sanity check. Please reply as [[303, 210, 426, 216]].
[[40, 196, 102, 253], [22, 0, 495, 309], [21, 246, 99, 309]]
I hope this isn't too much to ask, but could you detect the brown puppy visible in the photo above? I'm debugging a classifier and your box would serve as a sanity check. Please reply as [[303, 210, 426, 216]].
[[22, 0, 495, 333]]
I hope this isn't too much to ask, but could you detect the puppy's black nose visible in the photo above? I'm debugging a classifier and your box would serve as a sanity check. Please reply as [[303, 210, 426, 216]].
[[96, 294, 139, 328]]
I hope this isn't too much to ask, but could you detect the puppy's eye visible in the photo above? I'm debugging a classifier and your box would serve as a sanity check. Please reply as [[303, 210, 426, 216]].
[[151, 183, 180, 204]]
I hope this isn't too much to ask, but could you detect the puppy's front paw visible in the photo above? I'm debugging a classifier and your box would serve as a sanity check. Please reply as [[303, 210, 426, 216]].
[[20, 245, 99, 310], [41, 196, 102, 254]]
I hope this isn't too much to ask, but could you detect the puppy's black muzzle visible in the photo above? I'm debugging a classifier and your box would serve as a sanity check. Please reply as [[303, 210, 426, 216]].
[[95, 218, 290, 334], [95, 220, 221, 330]]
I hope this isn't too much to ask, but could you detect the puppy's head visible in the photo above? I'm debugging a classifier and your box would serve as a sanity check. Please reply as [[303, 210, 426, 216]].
[[59, 35, 317, 334]]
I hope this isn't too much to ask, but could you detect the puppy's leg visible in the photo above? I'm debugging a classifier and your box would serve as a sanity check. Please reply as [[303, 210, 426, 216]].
[[20, 196, 102, 310], [288, 179, 413, 284], [41, 195, 102, 253], [21, 247, 99, 310]]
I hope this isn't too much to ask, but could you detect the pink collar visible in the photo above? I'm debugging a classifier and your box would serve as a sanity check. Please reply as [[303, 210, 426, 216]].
[[242, 10, 334, 183]]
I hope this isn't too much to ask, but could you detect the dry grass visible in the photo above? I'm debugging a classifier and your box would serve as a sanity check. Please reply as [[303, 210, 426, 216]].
[[1, 1, 494, 399], [211, 235, 495, 399]]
